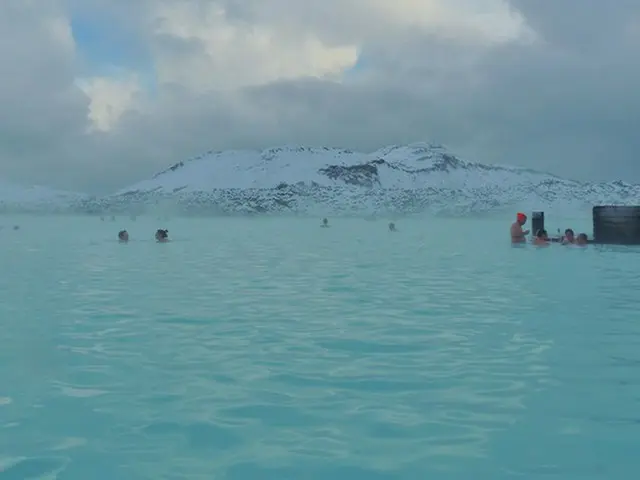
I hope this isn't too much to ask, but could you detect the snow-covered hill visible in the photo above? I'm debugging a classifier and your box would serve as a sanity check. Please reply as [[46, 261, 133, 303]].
[[117, 143, 561, 193], [9, 142, 640, 215], [0, 180, 86, 212], [73, 142, 637, 216]]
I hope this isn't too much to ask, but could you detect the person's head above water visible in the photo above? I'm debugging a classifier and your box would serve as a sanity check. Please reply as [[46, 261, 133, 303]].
[[118, 230, 129, 242], [155, 229, 169, 242], [564, 228, 575, 242], [533, 228, 549, 245], [322, 218, 328, 225], [576, 233, 588, 245], [389, 222, 396, 231], [516, 212, 527, 225]]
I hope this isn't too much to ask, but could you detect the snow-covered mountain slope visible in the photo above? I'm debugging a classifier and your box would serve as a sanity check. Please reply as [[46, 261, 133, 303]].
[[69, 142, 640, 215], [116, 143, 563, 193], [0, 180, 86, 212]]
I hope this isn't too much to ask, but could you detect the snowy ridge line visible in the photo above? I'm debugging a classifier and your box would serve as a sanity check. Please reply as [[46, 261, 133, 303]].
[[115, 142, 573, 194], [1, 142, 639, 215]]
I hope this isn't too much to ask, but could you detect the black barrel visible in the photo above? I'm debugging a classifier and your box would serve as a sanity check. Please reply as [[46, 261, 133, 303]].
[[593, 206, 640, 244], [531, 211, 544, 236]]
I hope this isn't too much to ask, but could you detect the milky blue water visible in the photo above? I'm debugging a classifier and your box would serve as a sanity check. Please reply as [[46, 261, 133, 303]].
[[1, 214, 639, 479]]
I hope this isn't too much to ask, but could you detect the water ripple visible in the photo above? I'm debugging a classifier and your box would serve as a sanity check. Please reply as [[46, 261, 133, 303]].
[[0, 216, 639, 478]]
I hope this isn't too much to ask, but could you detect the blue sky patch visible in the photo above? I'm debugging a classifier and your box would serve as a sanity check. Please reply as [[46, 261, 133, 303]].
[[70, 10, 151, 77]]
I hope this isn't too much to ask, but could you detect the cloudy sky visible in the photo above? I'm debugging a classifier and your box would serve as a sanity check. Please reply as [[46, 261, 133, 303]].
[[0, 0, 639, 193]]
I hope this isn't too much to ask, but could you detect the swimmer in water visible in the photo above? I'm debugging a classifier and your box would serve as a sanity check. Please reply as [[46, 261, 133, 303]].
[[155, 229, 169, 242], [576, 233, 588, 246], [321, 218, 329, 228], [510, 212, 530, 243], [388, 222, 396, 231], [118, 230, 129, 242], [533, 229, 550, 246], [562, 228, 575, 244]]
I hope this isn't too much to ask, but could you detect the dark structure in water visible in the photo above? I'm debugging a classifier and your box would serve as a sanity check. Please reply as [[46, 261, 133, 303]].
[[531, 211, 544, 236], [592, 206, 640, 245]]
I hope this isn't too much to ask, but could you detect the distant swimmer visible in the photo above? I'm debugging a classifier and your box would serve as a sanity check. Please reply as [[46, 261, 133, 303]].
[[533, 229, 550, 246], [118, 230, 129, 243], [388, 222, 396, 231], [576, 233, 588, 246], [510, 212, 530, 243], [155, 229, 169, 242], [561, 228, 575, 244], [321, 218, 329, 228]]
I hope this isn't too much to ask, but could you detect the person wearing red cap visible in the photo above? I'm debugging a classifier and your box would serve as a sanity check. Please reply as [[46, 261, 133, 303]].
[[511, 212, 530, 243]]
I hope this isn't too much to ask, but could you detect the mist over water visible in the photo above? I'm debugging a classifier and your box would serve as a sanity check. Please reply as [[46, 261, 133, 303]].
[[1, 214, 638, 479]]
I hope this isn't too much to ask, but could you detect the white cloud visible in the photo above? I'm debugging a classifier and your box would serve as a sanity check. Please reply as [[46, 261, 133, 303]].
[[358, 0, 534, 45], [46, 14, 75, 51], [77, 75, 141, 131], [151, 2, 359, 91]]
